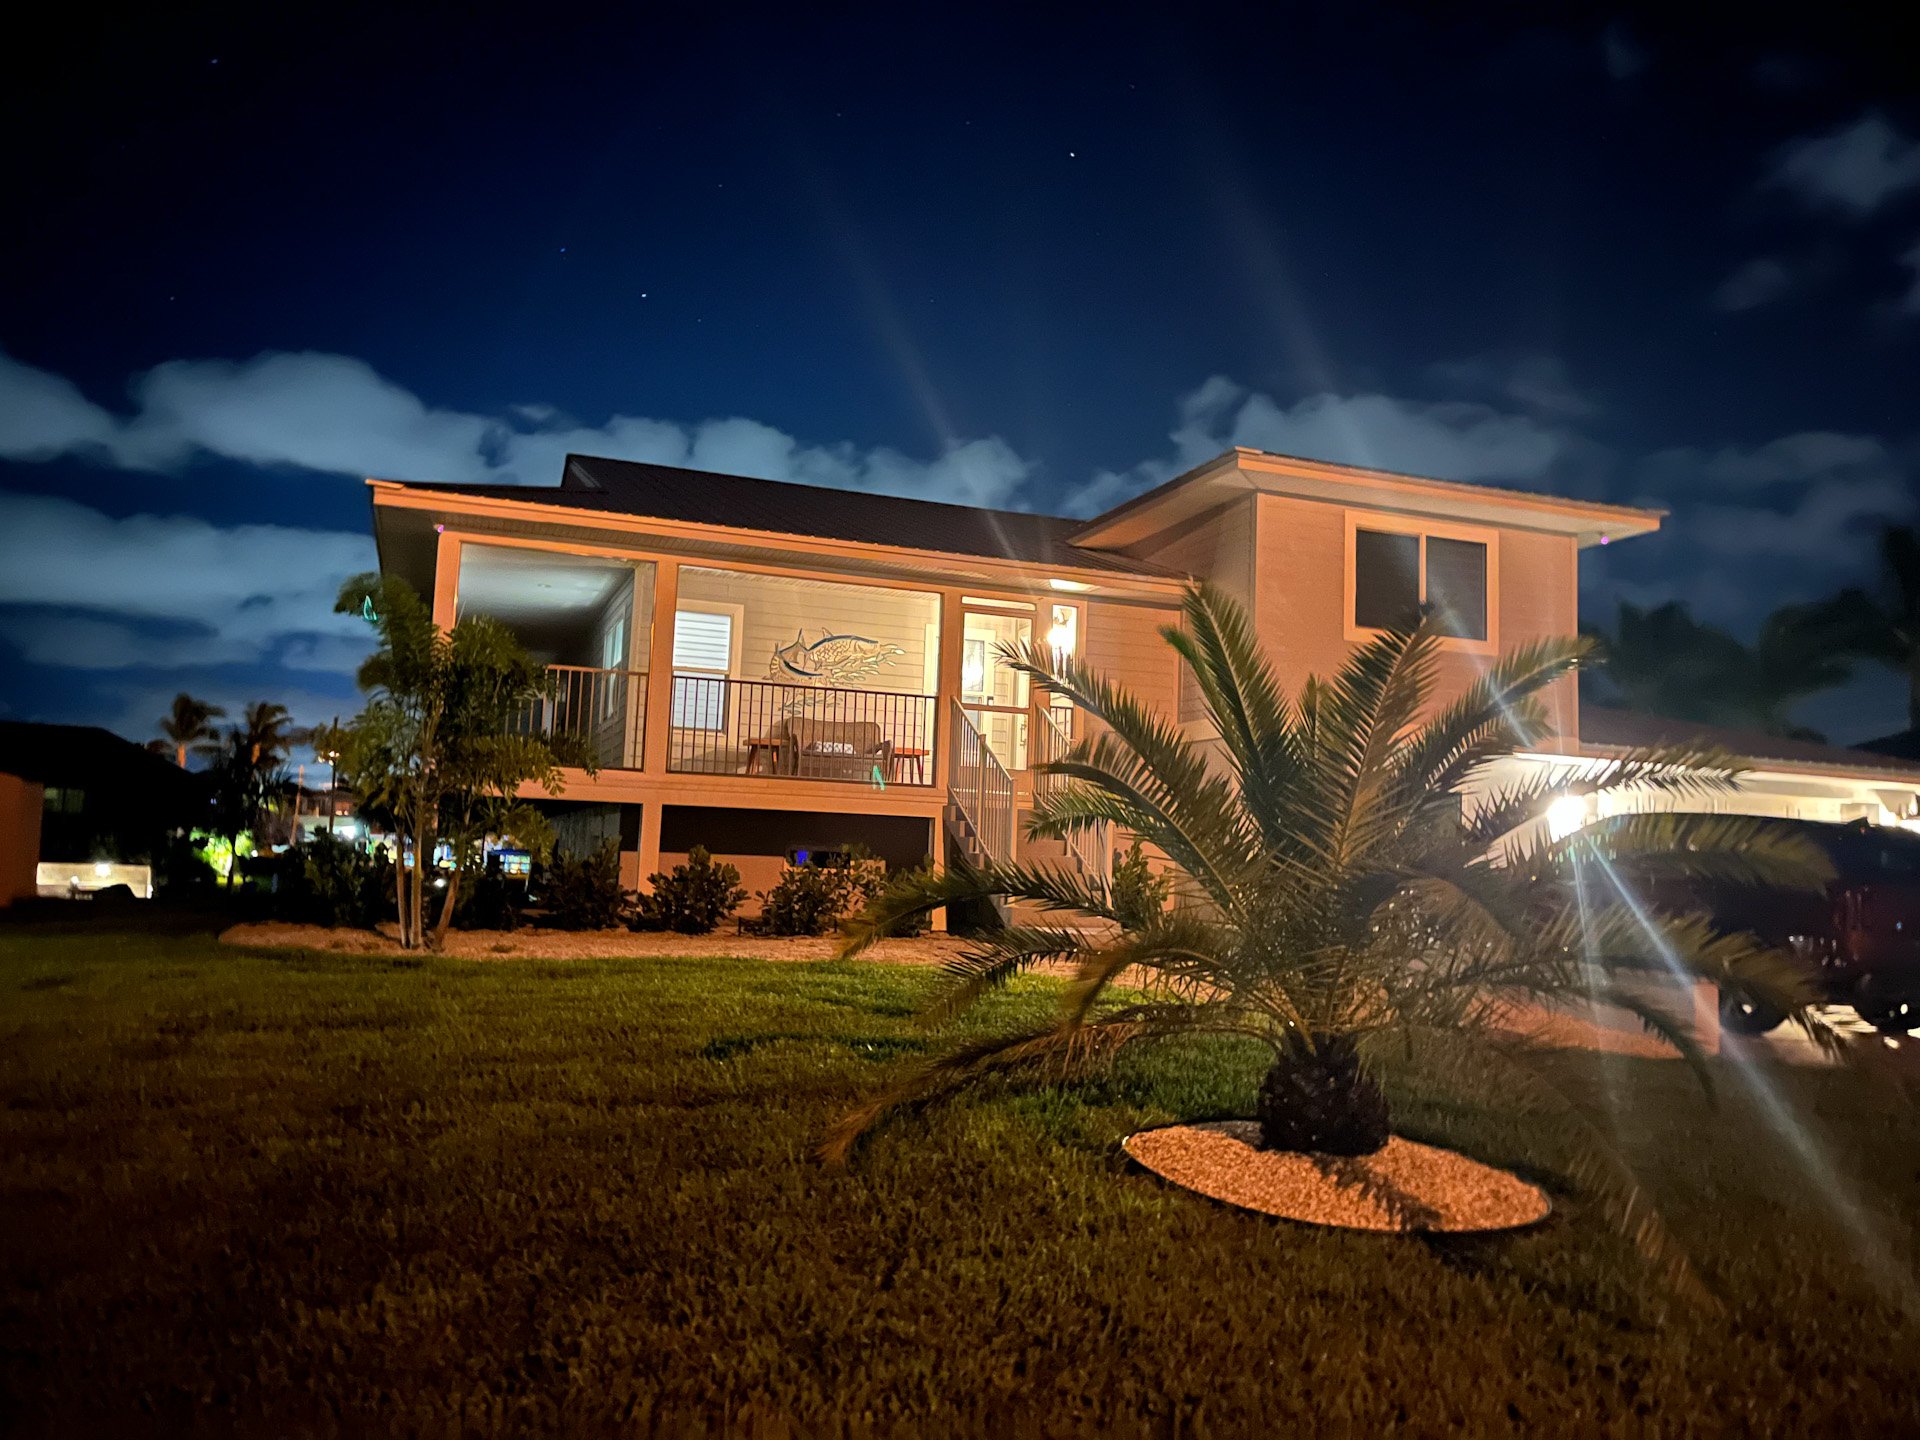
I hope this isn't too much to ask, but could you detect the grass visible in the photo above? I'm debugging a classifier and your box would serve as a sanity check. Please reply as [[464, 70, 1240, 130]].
[[2, 919, 1918, 1435]]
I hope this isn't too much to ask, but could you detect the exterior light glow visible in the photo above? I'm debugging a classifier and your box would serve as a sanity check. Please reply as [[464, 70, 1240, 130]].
[[94, 861, 112, 877], [1546, 794, 1590, 841], [1047, 578, 1093, 592]]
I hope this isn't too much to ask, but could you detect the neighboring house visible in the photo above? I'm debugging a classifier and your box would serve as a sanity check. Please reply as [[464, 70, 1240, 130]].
[[372, 445, 1752, 903], [0, 721, 203, 899]]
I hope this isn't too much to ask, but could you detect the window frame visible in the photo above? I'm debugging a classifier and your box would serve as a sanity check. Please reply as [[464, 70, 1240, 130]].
[[1342, 510, 1499, 654]]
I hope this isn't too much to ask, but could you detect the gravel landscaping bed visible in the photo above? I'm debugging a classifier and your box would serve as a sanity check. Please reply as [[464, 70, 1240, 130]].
[[1124, 1121, 1551, 1232], [221, 920, 974, 964]]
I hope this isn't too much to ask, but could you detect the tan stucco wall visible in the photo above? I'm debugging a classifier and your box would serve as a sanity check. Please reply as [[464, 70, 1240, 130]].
[[0, 773, 44, 907]]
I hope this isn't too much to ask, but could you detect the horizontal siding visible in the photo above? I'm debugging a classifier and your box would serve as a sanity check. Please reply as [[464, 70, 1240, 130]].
[[677, 566, 940, 696], [1085, 600, 1181, 725]]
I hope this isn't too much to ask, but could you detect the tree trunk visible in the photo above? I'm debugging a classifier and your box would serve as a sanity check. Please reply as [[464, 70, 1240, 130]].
[[393, 844, 409, 946], [1255, 1033, 1390, 1155], [430, 869, 461, 951]]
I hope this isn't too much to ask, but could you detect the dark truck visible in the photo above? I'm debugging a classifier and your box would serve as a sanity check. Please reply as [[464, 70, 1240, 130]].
[[1664, 818, 1920, 1035]]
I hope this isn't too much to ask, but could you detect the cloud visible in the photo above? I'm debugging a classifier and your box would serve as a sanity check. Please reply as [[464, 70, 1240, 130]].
[[1766, 113, 1920, 218], [0, 352, 123, 461], [1712, 257, 1794, 312], [0, 348, 1036, 508], [0, 491, 376, 677], [1426, 352, 1598, 420], [1064, 375, 1572, 517], [1601, 24, 1646, 82], [1593, 431, 1915, 628]]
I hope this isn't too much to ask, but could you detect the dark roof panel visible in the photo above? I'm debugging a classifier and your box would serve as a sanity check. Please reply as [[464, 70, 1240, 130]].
[[391, 454, 1181, 578]]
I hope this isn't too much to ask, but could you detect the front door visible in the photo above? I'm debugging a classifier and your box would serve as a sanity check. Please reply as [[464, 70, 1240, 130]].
[[961, 605, 1032, 776]]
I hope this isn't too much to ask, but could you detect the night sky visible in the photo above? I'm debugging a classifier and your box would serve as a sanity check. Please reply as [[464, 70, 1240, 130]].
[[2, 4, 1916, 747]]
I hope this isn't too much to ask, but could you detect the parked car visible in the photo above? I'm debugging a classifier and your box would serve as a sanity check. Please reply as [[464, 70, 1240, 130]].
[[1641, 818, 1920, 1034]]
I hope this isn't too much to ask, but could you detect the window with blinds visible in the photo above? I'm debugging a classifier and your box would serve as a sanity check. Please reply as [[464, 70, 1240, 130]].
[[671, 608, 735, 730], [1352, 528, 1488, 642]]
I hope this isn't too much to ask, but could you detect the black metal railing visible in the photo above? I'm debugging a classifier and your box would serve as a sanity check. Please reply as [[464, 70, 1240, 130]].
[[516, 665, 646, 769], [666, 677, 937, 786]]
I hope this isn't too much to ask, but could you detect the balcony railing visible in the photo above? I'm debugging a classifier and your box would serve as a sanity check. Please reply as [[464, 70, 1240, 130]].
[[667, 677, 937, 787], [517, 665, 646, 770]]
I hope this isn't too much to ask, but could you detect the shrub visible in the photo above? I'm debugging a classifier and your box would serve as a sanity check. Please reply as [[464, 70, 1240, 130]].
[[1108, 838, 1171, 930], [455, 855, 524, 931], [635, 847, 748, 934], [274, 832, 394, 928], [758, 846, 891, 937], [536, 840, 632, 931]]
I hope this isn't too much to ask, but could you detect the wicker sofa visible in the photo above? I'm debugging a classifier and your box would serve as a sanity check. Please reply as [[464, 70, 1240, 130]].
[[777, 717, 893, 782]]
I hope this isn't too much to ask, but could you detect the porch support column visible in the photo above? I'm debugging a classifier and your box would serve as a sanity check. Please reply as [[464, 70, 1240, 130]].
[[929, 587, 967, 936], [933, 587, 964, 794], [431, 528, 462, 628], [634, 804, 662, 894], [640, 560, 680, 775]]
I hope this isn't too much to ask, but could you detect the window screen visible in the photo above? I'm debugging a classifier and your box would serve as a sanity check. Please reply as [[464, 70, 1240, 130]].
[[1424, 536, 1488, 641], [1352, 529, 1420, 631]]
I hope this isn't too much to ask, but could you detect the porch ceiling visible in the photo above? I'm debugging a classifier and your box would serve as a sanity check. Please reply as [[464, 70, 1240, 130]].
[[456, 544, 631, 626]]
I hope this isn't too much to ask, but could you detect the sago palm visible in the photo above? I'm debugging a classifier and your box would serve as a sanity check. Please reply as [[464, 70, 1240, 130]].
[[831, 584, 1835, 1288]]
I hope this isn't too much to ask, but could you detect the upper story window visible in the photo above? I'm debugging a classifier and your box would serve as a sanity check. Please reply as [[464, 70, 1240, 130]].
[[1348, 518, 1493, 645]]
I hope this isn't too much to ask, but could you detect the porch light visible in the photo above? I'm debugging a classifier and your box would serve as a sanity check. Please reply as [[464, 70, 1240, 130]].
[[1048, 578, 1093, 593], [1546, 794, 1590, 841], [94, 861, 112, 878], [1046, 603, 1077, 658]]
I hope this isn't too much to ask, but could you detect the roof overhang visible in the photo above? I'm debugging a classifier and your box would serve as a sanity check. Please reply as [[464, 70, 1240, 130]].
[[1069, 447, 1665, 551], [367, 480, 1190, 604]]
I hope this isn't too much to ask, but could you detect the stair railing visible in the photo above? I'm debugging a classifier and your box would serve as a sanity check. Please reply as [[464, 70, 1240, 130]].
[[948, 699, 1016, 867], [1034, 706, 1110, 885]]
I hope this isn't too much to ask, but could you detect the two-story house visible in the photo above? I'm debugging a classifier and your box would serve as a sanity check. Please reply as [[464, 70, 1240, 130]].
[[369, 446, 1920, 906]]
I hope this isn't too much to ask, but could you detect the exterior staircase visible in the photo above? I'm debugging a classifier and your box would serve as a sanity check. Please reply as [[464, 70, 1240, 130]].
[[943, 701, 1112, 933]]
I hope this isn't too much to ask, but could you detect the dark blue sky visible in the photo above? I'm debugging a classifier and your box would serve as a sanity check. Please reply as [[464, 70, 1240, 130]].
[[2, 3, 1916, 744]]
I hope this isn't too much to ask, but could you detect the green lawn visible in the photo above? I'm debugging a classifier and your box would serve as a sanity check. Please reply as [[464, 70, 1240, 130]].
[[2, 920, 1917, 1434]]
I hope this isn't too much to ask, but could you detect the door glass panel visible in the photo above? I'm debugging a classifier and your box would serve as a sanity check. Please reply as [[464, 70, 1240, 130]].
[[963, 609, 1033, 770]]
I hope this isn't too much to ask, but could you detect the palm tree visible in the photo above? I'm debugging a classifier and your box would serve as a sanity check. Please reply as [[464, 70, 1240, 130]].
[[237, 701, 298, 768], [1805, 524, 1920, 729], [157, 693, 225, 768], [1582, 600, 1850, 740], [832, 585, 1833, 1289]]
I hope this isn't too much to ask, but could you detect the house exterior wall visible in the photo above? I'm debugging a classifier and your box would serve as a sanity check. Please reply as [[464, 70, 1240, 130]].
[[0, 773, 43, 907], [1118, 492, 1583, 748]]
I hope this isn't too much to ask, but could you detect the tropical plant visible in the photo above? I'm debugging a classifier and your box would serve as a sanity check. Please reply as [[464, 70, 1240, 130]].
[[538, 840, 632, 931], [1582, 599, 1850, 740], [332, 574, 587, 949], [831, 584, 1835, 1290], [1799, 523, 1920, 730], [237, 701, 300, 767], [204, 728, 281, 887], [759, 847, 888, 936], [277, 832, 393, 929], [1107, 838, 1172, 930], [635, 847, 748, 934], [157, 693, 225, 768]]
